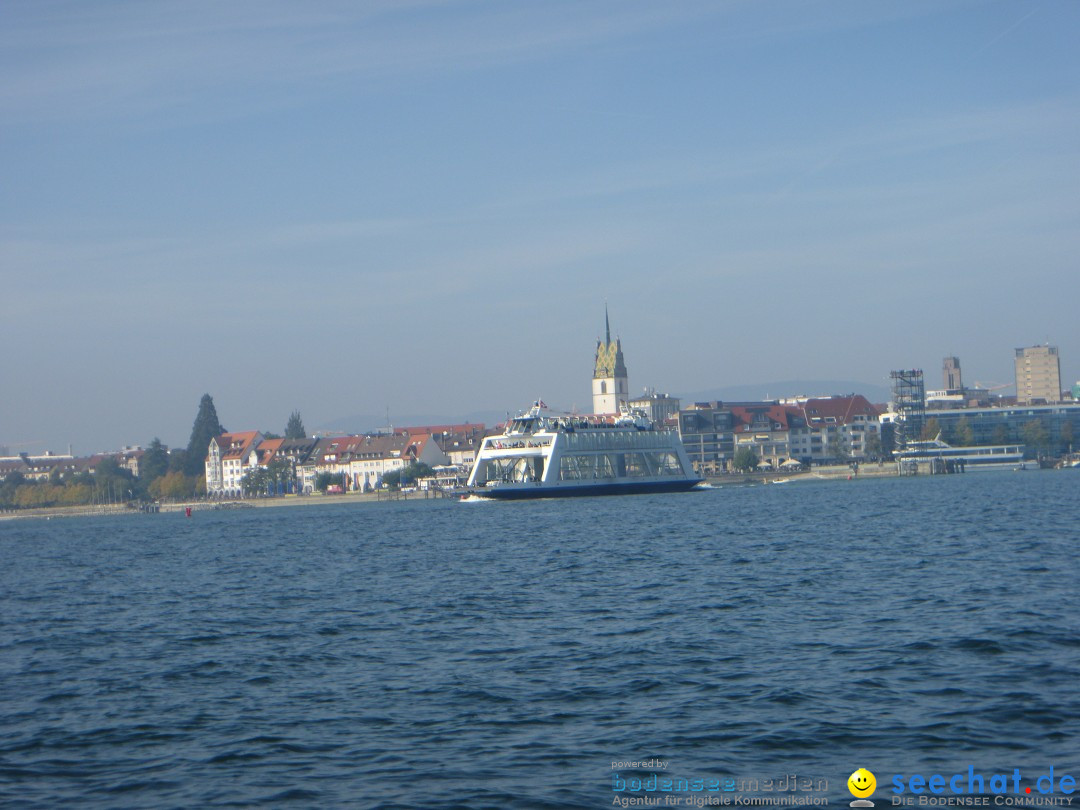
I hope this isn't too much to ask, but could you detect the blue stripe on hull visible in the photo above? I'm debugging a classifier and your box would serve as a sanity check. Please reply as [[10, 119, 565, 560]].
[[468, 479, 703, 500]]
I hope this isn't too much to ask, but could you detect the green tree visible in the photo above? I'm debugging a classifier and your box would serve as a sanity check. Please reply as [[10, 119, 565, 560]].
[[864, 431, 883, 461], [314, 471, 342, 492], [992, 424, 1010, 445], [265, 458, 294, 493], [0, 471, 26, 508], [141, 438, 169, 486], [732, 447, 760, 473], [16, 483, 56, 508], [1020, 419, 1050, 457], [285, 411, 306, 439], [879, 422, 896, 456], [1060, 420, 1074, 454], [241, 467, 269, 496], [95, 457, 136, 502], [828, 433, 851, 462], [184, 394, 225, 476], [168, 448, 189, 474], [920, 417, 942, 440], [382, 461, 435, 489], [241, 462, 292, 497], [150, 471, 198, 500], [3, 471, 26, 487], [62, 482, 92, 505], [954, 417, 974, 447]]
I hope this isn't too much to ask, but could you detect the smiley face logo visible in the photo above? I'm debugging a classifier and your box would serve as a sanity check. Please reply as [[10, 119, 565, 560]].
[[848, 768, 876, 799]]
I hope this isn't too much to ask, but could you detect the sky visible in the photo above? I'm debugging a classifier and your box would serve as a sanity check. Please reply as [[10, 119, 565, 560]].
[[2, 0, 1079, 454]]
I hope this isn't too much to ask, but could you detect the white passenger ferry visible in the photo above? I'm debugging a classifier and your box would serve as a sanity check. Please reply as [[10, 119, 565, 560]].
[[465, 402, 702, 499]]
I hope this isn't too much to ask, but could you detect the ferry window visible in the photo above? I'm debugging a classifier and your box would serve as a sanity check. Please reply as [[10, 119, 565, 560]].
[[601, 381, 607, 394]]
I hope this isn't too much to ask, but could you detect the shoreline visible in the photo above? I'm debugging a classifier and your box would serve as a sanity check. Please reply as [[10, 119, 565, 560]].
[[0, 465, 892, 522], [704, 462, 899, 486], [7, 462, 1053, 521], [0, 489, 444, 522]]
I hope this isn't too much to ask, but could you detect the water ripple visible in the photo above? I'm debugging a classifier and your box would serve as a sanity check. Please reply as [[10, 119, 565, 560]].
[[1, 474, 1078, 807]]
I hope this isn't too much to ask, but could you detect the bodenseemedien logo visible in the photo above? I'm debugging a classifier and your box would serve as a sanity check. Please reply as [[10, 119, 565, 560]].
[[848, 768, 877, 807]]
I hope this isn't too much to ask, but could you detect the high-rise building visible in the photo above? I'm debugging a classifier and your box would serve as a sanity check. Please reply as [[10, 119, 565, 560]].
[[943, 356, 963, 392], [1014, 345, 1062, 404], [592, 306, 628, 415]]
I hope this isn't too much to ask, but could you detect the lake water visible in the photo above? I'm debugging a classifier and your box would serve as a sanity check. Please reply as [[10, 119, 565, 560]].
[[2, 472, 1078, 808]]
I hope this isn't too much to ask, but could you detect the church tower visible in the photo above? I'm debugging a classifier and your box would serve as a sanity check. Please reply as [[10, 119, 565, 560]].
[[592, 306, 628, 414]]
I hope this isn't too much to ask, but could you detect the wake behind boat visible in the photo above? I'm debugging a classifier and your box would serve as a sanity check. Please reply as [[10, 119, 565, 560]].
[[464, 402, 702, 499]]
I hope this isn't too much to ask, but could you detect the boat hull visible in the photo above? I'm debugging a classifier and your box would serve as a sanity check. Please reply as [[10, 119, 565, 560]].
[[468, 478, 703, 500]]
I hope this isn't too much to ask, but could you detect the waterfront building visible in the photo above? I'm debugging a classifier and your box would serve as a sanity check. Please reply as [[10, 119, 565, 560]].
[[342, 433, 448, 492], [787, 395, 881, 462], [205, 431, 263, 498], [297, 432, 449, 493], [0, 451, 79, 481], [730, 403, 796, 468], [296, 436, 347, 492], [203, 427, 454, 497], [677, 402, 736, 475], [908, 402, 1080, 457], [678, 394, 882, 472], [254, 437, 317, 495], [427, 425, 487, 467], [0, 456, 29, 479], [272, 437, 319, 471], [1015, 345, 1062, 404], [1, 448, 156, 484], [304, 436, 372, 492], [254, 438, 284, 467], [1, 455, 54, 482], [592, 307, 628, 415], [390, 423, 485, 468]]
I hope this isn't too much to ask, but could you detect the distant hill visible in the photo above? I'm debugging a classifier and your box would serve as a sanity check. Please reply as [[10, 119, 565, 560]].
[[678, 380, 893, 406]]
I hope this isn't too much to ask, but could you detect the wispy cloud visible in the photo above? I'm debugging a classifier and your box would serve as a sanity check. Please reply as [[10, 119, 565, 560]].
[[1, 0, 976, 129], [0, 2, 717, 127]]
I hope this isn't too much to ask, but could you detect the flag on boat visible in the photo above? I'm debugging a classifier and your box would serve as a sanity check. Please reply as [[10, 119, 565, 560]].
[[535, 399, 547, 409]]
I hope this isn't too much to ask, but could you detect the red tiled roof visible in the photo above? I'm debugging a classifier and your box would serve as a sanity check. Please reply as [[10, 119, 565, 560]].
[[255, 437, 284, 464], [215, 431, 261, 459], [307, 434, 419, 465], [797, 395, 880, 425], [729, 404, 795, 433]]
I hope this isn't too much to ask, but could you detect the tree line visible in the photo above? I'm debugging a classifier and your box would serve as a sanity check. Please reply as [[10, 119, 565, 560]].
[[0, 396, 308, 510]]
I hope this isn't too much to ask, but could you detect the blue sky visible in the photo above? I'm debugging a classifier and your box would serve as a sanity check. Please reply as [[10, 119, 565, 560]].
[[2, 1, 1078, 453]]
